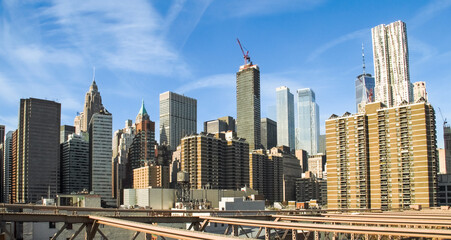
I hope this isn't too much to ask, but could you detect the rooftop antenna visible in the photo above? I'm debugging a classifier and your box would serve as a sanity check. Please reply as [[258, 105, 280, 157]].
[[362, 43, 366, 75]]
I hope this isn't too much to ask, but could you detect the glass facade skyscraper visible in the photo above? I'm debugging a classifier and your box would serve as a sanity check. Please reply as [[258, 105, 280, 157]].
[[355, 73, 375, 112], [296, 88, 319, 155], [276, 86, 295, 150], [159, 91, 197, 151], [89, 109, 114, 206], [236, 64, 261, 150], [17, 98, 61, 203]]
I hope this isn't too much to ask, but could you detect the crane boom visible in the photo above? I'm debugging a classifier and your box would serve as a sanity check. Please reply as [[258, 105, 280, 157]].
[[439, 107, 448, 126], [236, 38, 251, 65]]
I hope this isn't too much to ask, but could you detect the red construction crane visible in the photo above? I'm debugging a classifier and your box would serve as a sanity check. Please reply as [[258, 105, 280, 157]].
[[237, 38, 251, 65], [367, 88, 373, 102]]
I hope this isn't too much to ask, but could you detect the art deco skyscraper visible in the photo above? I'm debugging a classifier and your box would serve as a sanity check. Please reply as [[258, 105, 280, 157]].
[[237, 63, 261, 150], [296, 88, 320, 155], [372, 20, 412, 107], [17, 98, 61, 203], [76, 79, 103, 133], [159, 91, 197, 150], [276, 86, 295, 150], [126, 101, 155, 187], [89, 109, 114, 206]]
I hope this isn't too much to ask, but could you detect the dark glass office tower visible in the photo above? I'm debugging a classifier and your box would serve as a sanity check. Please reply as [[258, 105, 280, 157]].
[[17, 98, 61, 203], [236, 64, 261, 150]]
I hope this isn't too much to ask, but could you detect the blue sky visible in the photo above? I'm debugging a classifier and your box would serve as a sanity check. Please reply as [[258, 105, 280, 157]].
[[1, 0, 451, 147]]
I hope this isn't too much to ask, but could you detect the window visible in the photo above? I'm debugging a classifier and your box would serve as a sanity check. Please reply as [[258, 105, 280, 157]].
[[49, 222, 56, 229]]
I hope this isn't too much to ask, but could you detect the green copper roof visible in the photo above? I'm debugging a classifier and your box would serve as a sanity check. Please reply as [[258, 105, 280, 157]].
[[138, 100, 148, 116]]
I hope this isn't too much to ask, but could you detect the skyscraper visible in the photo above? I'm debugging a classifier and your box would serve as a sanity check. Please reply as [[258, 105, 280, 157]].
[[0, 125, 4, 145], [77, 79, 103, 133], [11, 130, 17, 203], [372, 20, 412, 107], [17, 98, 61, 203], [296, 88, 320, 155], [355, 73, 375, 112], [249, 149, 283, 202], [0, 125, 4, 202], [89, 109, 114, 206], [2, 131, 13, 203], [112, 120, 134, 205], [237, 63, 261, 150], [261, 118, 277, 150], [444, 123, 451, 174], [180, 132, 249, 190], [126, 101, 156, 187], [326, 101, 437, 210], [276, 86, 295, 150], [159, 91, 197, 150], [61, 134, 89, 194]]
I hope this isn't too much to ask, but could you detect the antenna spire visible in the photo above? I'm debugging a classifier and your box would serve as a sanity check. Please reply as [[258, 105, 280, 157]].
[[92, 66, 96, 83], [362, 43, 366, 75]]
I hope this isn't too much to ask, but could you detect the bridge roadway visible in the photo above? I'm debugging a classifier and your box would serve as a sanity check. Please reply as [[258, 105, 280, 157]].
[[2, 204, 451, 239]]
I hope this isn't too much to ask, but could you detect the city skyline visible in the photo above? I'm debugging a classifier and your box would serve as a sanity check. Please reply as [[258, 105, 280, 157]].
[[1, 1, 451, 147]]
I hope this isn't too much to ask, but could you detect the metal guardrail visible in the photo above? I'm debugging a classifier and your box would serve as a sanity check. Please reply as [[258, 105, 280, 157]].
[[199, 216, 451, 239], [272, 214, 451, 227]]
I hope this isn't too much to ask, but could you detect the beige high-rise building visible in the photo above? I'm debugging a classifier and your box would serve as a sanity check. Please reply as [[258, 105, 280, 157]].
[[249, 148, 284, 202], [180, 132, 249, 190], [133, 165, 169, 189], [326, 101, 437, 210]]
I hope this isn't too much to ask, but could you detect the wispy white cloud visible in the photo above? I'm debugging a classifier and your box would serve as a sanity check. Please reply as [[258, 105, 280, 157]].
[[42, 0, 188, 76], [176, 73, 235, 93], [210, 0, 326, 18], [409, 37, 438, 66], [0, 0, 212, 129], [0, 74, 19, 104], [410, 0, 451, 28], [0, 115, 17, 133], [307, 28, 368, 62]]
